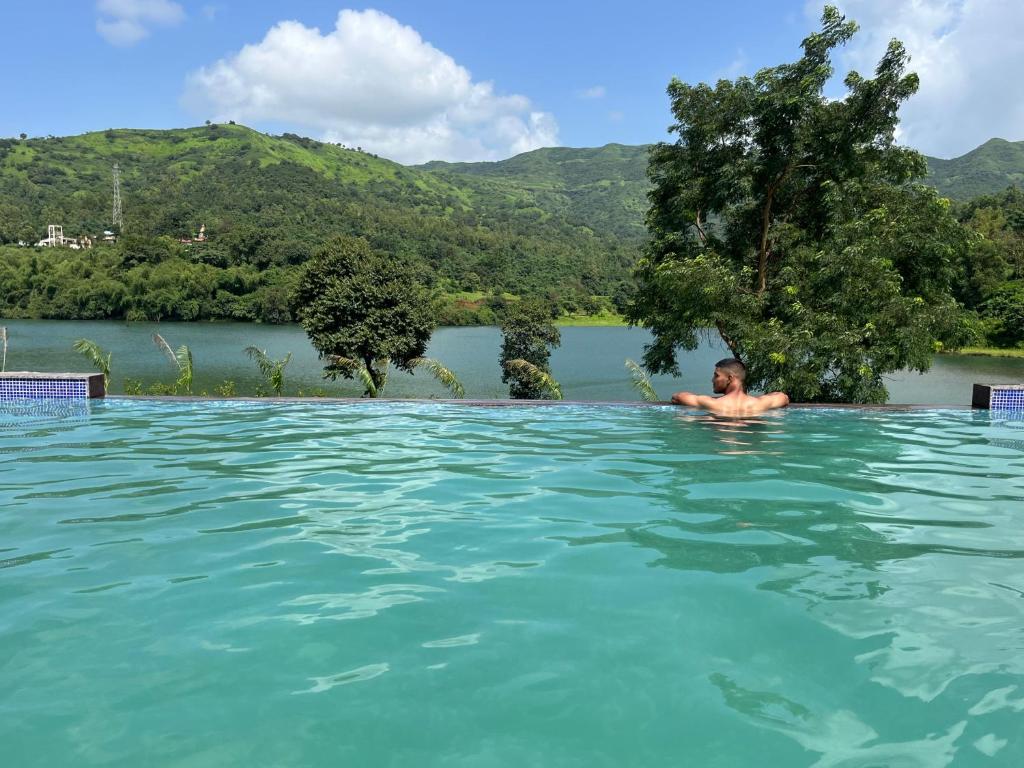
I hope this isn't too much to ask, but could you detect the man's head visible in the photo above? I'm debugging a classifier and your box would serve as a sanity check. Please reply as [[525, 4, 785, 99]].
[[712, 358, 746, 393]]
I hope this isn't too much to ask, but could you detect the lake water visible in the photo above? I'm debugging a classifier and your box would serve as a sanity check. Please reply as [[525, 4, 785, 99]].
[[2, 401, 1023, 765], [2, 319, 1023, 403]]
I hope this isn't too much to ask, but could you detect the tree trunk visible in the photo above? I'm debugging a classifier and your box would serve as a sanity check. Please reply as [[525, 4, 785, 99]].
[[758, 188, 774, 295], [716, 321, 740, 360]]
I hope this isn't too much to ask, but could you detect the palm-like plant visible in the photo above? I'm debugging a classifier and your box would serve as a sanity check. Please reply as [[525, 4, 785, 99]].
[[152, 333, 194, 395], [504, 359, 562, 400], [73, 338, 112, 389], [245, 347, 292, 396], [410, 357, 465, 398], [625, 359, 659, 402], [327, 355, 383, 398], [326, 355, 464, 398]]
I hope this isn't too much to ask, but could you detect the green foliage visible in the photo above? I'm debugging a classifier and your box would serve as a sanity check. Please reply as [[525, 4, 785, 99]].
[[295, 236, 436, 396], [245, 346, 291, 396], [418, 143, 653, 239], [953, 186, 1024, 309], [0, 124, 641, 322], [980, 282, 1024, 347], [123, 378, 142, 395], [146, 381, 178, 396], [72, 338, 112, 389], [503, 359, 563, 400], [629, 6, 971, 403], [152, 332, 194, 394], [324, 356, 384, 398], [409, 357, 465, 398], [926, 139, 1024, 201], [625, 359, 659, 402], [500, 301, 561, 399], [215, 380, 237, 397]]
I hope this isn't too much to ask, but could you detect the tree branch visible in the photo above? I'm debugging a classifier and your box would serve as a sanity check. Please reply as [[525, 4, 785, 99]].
[[757, 161, 806, 295], [695, 208, 708, 245], [715, 321, 740, 359]]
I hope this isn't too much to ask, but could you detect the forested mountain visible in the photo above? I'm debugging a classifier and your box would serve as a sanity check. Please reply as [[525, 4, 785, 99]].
[[416, 143, 651, 239], [0, 125, 640, 323], [1, 123, 1022, 326], [925, 138, 1024, 200]]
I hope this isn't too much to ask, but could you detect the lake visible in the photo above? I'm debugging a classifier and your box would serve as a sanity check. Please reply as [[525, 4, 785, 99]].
[[2, 319, 1023, 403]]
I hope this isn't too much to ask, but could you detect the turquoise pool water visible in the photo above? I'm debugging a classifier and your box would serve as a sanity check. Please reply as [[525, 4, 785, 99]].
[[2, 401, 1023, 766]]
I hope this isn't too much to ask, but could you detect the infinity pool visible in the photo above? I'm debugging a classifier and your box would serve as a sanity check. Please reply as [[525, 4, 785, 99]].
[[2, 401, 1023, 766]]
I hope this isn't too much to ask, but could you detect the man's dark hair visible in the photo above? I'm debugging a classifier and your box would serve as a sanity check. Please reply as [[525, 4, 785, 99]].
[[715, 358, 746, 382]]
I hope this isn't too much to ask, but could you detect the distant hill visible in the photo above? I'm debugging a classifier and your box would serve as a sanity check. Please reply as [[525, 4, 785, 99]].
[[3, 124, 1022, 325], [0, 125, 642, 305], [417, 143, 652, 239], [924, 138, 1024, 200]]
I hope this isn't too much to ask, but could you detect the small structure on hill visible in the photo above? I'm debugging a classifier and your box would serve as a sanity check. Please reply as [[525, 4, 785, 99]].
[[36, 225, 93, 249], [37, 224, 66, 247]]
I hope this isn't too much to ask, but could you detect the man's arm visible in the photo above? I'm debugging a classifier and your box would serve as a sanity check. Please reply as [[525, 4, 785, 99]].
[[756, 392, 790, 410], [671, 391, 717, 409]]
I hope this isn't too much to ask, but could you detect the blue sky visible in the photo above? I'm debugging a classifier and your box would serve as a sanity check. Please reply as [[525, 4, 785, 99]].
[[2, 1, 1022, 163]]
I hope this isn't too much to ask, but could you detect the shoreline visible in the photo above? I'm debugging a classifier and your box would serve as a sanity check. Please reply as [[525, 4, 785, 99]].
[[946, 347, 1024, 359]]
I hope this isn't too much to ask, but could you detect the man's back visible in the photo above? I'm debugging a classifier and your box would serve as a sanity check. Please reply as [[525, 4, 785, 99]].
[[673, 390, 790, 417], [671, 358, 789, 415]]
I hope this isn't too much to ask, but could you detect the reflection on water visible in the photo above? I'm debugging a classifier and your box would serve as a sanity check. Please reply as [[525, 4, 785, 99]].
[[0, 398, 92, 431], [674, 411, 787, 455], [1, 402, 1023, 766]]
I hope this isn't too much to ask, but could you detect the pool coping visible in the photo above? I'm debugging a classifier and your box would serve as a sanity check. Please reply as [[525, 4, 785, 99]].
[[111, 396, 973, 411]]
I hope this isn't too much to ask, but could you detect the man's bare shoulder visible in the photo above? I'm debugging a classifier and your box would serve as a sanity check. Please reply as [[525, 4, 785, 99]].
[[673, 391, 789, 416]]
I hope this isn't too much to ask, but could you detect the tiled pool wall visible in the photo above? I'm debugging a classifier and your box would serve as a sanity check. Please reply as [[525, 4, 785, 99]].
[[2, 372, 1024, 412], [0, 372, 104, 400], [973, 383, 1024, 411]]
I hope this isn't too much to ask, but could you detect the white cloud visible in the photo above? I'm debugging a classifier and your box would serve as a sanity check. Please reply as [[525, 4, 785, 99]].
[[577, 85, 606, 99], [813, 0, 1024, 157], [182, 9, 559, 163], [95, 0, 185, 46], [712, 50, 748, 81]]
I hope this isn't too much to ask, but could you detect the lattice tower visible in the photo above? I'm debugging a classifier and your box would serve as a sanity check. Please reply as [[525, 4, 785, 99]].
[[112, 163, 124, 230]]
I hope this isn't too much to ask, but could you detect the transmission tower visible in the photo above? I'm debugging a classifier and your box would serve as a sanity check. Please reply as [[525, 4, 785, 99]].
[[112, 163, 124, 230]]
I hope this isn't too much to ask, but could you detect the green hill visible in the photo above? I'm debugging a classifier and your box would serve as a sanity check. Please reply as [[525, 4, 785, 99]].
[[924, 138, 1024, 200], [417, 143, 652, 239], [0, 125, 641, 323], [3, 124, 1021, 325]]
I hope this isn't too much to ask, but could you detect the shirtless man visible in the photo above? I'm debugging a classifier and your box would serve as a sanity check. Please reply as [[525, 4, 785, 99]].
[[671, 358, 789, 416]]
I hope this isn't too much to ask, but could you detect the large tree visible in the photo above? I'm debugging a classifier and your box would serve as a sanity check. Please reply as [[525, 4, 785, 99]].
[[628, 6, 972, 403], [294, 236, 436, 395]]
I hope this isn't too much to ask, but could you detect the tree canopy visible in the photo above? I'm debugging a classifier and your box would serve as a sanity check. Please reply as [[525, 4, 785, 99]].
[[500, 301, 562, 399], [294, 236, 436, 393], [628, 5, 972, 402]]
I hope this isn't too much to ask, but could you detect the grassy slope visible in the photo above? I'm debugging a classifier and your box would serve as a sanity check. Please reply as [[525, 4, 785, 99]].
[[0, 124, 468, 215]]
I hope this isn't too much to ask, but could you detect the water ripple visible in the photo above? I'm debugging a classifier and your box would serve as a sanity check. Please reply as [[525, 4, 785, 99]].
[[2, 401, 1023, 765]]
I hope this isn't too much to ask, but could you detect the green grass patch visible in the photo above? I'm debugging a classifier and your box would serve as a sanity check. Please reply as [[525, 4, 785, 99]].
[[947, 346, 1024, 358], [556, 311, 628, 327]]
